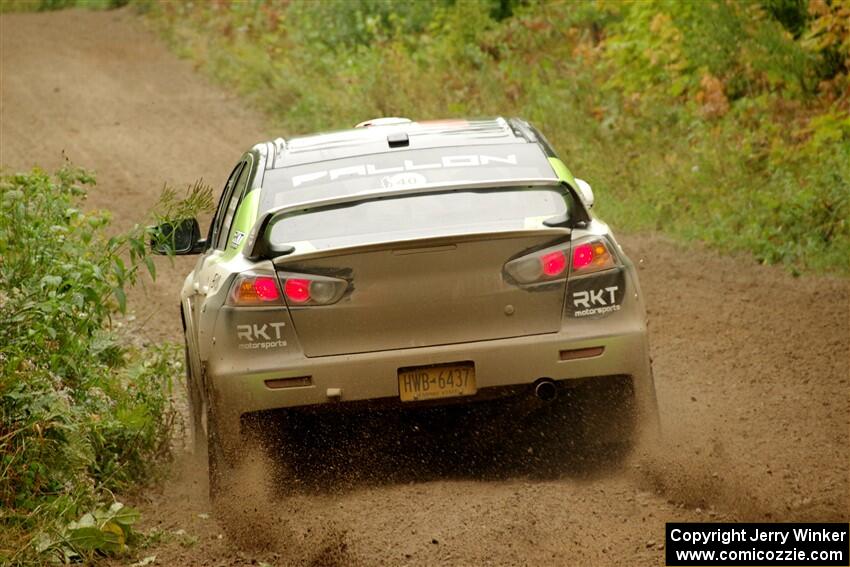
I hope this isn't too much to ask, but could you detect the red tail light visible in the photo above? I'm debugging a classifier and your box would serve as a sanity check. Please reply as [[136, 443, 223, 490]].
[[284, 278, 311, 303], [572, 244, 594, 270], [253, 277, 280, 300], [280, 274, 348, 306], [504, 244, 569, 285], [228, 274, 283, 305], [228, 273, 349, 306], [541, 250, 567, 276], [504, 238, 618, 287], [570, 239, 615, 274]]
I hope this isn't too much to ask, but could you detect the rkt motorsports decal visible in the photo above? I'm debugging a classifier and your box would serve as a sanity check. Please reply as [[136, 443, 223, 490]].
[[567, 269, 625, 318], [236, 322, 287, 350]]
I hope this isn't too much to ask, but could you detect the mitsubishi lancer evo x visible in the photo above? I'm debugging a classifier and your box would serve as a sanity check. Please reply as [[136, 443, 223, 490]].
[[151, 117, 659, 493]]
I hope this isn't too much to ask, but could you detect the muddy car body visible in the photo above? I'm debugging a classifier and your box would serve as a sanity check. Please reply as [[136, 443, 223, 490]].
[[156, 117, 659, 490]]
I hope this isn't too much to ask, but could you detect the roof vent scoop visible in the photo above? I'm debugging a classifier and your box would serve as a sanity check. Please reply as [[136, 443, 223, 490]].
[[387, 132, 410, 148], [355, 117, 412, 128]]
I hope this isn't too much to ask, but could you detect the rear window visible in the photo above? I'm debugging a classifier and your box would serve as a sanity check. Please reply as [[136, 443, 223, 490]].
[[268, 188, 571, 251]]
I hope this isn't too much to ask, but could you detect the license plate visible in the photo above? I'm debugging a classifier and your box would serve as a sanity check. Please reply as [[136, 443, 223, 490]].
[[398, 362, 476, 402]]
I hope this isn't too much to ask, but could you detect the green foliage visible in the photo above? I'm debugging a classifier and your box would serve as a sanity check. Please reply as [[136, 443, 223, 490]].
[[804, 0, 850, 86], [0, 167, 210, 564], [602, 1, 815, 98], [35, 501, 141, 562]]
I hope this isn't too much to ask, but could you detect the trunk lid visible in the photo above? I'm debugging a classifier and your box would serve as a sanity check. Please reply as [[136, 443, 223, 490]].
[[275, 231, 569, 357]]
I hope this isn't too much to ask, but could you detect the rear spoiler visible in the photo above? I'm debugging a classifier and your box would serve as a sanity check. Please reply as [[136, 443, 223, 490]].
[[243, 179, 582, 260]]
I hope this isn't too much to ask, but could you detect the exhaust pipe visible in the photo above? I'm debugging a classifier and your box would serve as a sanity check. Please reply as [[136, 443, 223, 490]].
[[534, 379, 557, 402]]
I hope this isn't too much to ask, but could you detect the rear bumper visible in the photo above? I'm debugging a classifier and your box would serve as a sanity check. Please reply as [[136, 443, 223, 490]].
[[207, 310, 657, 433]]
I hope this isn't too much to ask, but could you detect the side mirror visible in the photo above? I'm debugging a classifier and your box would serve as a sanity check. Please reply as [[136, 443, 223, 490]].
[[575, 178, 595, 209], [149, 218, 204, 255]]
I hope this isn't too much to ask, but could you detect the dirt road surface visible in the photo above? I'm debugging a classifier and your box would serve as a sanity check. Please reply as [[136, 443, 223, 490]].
[[2, 9, 848, 567]]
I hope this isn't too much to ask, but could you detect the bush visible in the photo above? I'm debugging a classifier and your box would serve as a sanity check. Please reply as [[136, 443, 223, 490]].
[[0, 167, 207, 564]]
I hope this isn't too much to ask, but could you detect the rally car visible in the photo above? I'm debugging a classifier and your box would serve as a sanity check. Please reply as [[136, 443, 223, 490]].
[[152, 117, 659, 492]]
